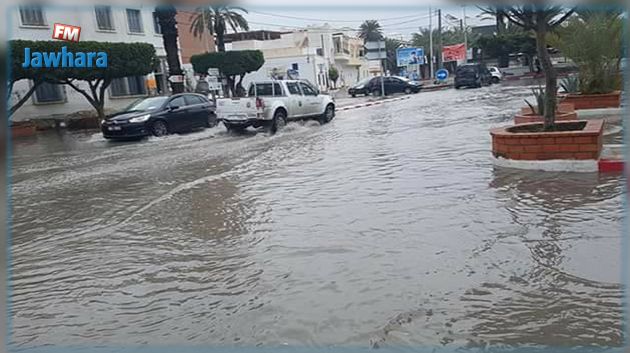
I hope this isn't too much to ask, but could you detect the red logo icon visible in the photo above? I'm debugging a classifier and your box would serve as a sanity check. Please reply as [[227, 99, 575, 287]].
[[52, 23, 81, 42]]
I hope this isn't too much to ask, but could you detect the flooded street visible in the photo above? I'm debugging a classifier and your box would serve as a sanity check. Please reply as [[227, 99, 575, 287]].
[[10, 85, 625, 350]]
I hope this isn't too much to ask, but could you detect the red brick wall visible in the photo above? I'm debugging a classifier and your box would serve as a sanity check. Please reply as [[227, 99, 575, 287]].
[[559, 91, 621, 110], [491, 120, 604, 161], [176, 11, 215, 64]]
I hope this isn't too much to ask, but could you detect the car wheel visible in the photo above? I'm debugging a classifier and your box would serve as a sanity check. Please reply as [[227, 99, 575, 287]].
[[320, 104, 335, 125], [151, 120, 168, 137], [491, 77, 500, 84], [205, 113, 217, 128], [404, 87, 412, 94], [351, 93, 357, 98], [372, 89, 381, 97], [269, 109, 287, 135]]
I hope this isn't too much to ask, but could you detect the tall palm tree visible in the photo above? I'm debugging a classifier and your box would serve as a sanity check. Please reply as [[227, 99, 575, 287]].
[[358, 20, 384, 42], [155, 5, 184, 94], [190, 5, 249, 52]]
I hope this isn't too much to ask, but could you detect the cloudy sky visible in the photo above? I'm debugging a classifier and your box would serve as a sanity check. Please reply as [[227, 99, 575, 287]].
[[239, 2, 490, 41]]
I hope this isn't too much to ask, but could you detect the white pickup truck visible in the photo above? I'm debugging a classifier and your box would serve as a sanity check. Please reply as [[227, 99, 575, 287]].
[[216, 80, 336, 134]]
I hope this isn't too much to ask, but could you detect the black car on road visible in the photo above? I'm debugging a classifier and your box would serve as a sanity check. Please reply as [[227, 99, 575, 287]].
[[102, 94, 217, 140], [348, 77, 373, 97], [349, 76, 422, 97], [454, 64, 492, 89]]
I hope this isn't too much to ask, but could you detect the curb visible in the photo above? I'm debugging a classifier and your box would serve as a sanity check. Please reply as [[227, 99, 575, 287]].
[[338, 96, 411, 112], [599, 159, 624, 173]]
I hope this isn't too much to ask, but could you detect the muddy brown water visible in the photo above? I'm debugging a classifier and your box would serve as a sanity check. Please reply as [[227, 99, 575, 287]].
[[10, 84, 625, 350]]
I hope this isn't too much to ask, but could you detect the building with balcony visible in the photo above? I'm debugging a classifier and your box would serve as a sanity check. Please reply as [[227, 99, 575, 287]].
[[224, 25, 369, 92], [10, 4, 181, 122]]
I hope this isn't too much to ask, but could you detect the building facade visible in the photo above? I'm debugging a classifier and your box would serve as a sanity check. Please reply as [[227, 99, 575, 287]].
[[224, 25, 369, 92], [10, 4, 180, 122]]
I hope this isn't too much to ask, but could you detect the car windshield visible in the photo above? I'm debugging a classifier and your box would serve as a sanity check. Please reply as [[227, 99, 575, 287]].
[[457, 66, 477, 73], [125, 97, 169, 111]]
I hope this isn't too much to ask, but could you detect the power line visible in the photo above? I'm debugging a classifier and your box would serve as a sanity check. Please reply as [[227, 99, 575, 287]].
[[247, 10, 431, 23]]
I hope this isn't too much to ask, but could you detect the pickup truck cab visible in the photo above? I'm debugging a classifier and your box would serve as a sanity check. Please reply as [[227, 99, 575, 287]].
[[216, 80, 336, 134]]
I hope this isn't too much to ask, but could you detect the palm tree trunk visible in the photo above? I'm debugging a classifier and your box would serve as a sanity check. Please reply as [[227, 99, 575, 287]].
[[535, 28, 557, 130], [156, 6, 184, 94]]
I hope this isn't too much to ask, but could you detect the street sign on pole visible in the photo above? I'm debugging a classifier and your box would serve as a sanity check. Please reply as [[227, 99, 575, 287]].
[[364, 41, 387, 60], [168, 75, 184, 83], [436, 68, 449, 81]]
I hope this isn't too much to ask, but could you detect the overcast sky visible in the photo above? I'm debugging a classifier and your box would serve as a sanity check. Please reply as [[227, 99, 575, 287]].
[[239, 2, 490, 41]]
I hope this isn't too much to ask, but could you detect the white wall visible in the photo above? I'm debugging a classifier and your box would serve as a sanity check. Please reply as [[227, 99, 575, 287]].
[[10, 5, 171, 121]]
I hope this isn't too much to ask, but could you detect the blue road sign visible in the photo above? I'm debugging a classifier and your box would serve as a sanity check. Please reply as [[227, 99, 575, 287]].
[[436, 69, 449, 81]]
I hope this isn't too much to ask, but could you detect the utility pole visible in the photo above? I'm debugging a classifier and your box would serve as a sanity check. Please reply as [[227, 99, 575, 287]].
[[437, 9, 442, 70], [463, 5, 468, 63], [429, 7, 433, 79]]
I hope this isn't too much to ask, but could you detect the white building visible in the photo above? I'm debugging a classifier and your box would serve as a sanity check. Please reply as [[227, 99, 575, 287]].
[[225, 25, 369, 92], [10, 4, 175, 122]]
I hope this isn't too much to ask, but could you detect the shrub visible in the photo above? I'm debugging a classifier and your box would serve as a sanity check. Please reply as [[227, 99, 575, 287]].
[[551, 12, 622, 94]]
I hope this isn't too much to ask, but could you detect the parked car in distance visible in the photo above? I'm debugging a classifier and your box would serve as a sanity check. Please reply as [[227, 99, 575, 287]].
[[216, 80, 335, 134], [101, 94, 217, 140], [367, 76, 422, 96], [348, 77, 374, 97], [454, 64, 492, 89], [489, 66, 503, 83]]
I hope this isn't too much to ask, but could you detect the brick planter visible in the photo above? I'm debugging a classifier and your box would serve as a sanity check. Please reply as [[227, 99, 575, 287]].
[[11, 122, 37, 138], [558, 91, 621, 110], [519, 102, 575, 115], [514, 111, 578, 125], [490, 120, 604, 161]]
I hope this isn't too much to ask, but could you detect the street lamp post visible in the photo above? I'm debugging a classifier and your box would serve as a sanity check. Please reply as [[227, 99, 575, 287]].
[[429, 7, 434, 79]]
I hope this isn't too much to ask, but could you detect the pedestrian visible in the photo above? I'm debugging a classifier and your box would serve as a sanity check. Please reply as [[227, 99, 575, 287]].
[[535, 58, 542, 74]]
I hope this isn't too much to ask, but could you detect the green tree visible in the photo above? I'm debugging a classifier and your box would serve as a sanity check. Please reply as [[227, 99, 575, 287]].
[[385, 38, 403, 73], [499, 6, 575, 130], [358, 20, 384, 42], [550, 10, 622, 94], [155, 5, 184, 94], [191, 50, 264, 97], [328, 67, 339, 88], [189, 5, 249, 52], [9, 40, 158, 120]]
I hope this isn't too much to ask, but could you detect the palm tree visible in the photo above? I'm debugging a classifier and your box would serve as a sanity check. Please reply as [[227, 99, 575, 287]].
[[358, 20, 384, 42], [499, 6, 575, 130], [478, 6, 507, 34], [190, 5, 249, 52], [155, 5, 184, 94]]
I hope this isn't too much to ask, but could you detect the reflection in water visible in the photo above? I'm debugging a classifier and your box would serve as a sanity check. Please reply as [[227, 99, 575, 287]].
[[460, 169, 624, 348]]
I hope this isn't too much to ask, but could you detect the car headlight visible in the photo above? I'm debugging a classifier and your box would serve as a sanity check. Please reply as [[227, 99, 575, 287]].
[[101, 120, 106, 125], [356, 85, 364, 89], [129, 114, 151, 123]]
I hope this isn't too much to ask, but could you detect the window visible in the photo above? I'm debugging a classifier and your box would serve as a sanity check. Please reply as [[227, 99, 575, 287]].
[[291, 63, 299, 71], [184, 95, 206, 105], [168, 96, 186, 109], [19, 5, 46, 26], [299, 82, 317, 96], [152, 12, 162, 34], [110, 76, 147, 97], [248, 83, 283, 97], [286, 82, 302, 95], [34, 82, 64, 103], [95, 6, 114, 31], [126, 9, 144, 33]]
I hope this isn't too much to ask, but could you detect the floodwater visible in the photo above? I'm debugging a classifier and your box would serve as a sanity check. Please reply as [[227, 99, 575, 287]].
[[10, 85, 625, 351]]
